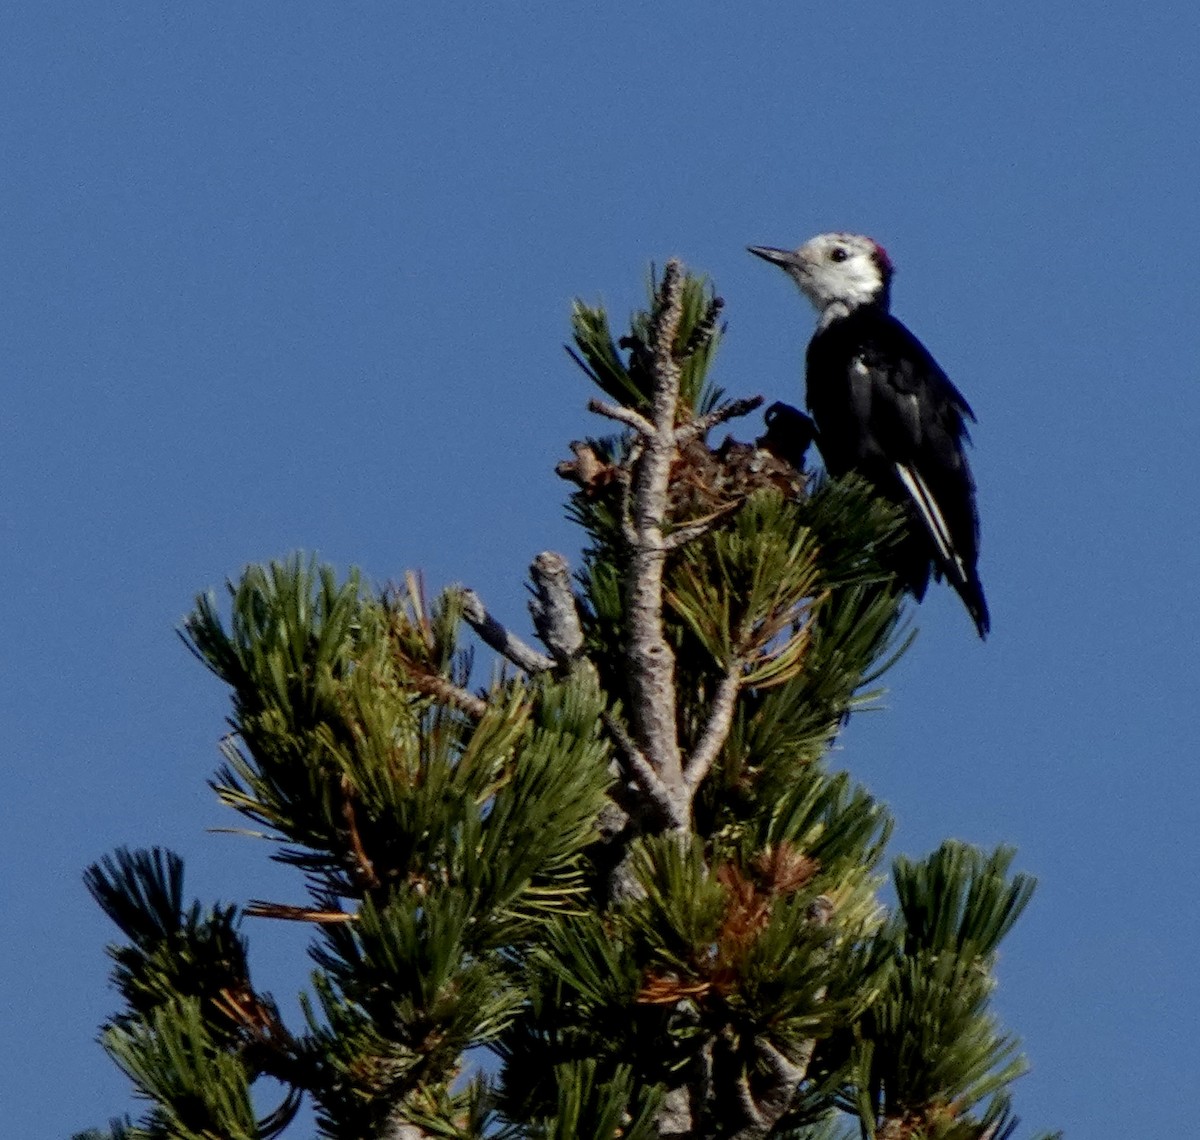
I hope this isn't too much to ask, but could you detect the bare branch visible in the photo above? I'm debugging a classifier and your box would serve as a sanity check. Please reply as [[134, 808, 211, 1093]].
[[724, 1037, 808, 1140], [459, 588, 554, 674], [620, 259, 689, 828], [684, 666, 743, 789], [675, 394, 765, 446], [755, 1040, 807, 1134], [602, 710, 678, 826], [734, 1068, 766, 1134], [245, 901, 356, 924], [528, 551, 584, 667], [662, 499, 743, 550], [587, 397, 655, 437], [577, 262, 741, 831], [618, 437, 643, 549], [340, 775, 381, 889], [407, 671, 489, 720], [757, 1037, 807, 1094], [655, 1085, 694, 1137]]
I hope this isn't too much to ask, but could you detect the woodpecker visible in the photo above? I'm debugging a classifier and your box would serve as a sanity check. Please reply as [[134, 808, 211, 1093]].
[[749, 233, 989, 638]]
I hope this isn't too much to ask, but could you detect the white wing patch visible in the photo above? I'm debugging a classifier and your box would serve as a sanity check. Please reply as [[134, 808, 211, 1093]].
[[894, 463, 968, 582]]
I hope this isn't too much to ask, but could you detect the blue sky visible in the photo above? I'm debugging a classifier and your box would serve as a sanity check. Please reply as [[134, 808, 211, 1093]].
[[4, 4, 1197, 1136]]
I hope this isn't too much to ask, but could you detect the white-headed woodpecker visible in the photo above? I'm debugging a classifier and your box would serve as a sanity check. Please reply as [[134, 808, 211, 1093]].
[[749, 233, 989, 638]]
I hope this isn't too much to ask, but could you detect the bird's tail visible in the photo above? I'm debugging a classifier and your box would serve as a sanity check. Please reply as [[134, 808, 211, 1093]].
[[893, 462, 989, 639], [956, 574, 990, 640]]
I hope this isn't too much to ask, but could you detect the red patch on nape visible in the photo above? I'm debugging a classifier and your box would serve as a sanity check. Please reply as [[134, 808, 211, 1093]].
[[870, 240, 893, 274]]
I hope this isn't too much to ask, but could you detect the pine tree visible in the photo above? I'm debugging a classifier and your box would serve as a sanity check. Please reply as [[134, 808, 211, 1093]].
[[78, 261, 1058, 1140]]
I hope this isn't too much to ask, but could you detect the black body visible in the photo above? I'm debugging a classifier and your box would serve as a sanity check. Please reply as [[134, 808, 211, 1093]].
[[807, 304, 989, 637]]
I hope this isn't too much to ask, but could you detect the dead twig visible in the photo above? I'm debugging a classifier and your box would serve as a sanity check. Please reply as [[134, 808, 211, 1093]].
[[587, 397, 655, 437], [340, 774, 381, 889], [602, 709, 678, 825], [675, 395, 765, 446], [663, 499, 744, 550], [459, 588, 554, 674], [245, 901, 356, 924], [528, 552, 584, 668], [684, 666, 744, 790], [406, 671, 489, 720]]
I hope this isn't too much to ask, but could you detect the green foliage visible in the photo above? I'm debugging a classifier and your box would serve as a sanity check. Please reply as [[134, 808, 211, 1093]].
[[85, 848, 249, 1028], [667, 489, 823, 686], [102, 999, 271, 1140], [495, 787, 889, 1131], [526, 1061, 665, 1140], [568, 267, 724, 417], [892, 842, 1036, 961], [493, 910, 666, 1125], [94, 558, 616, 1136], [183, 559, 612, 928], [82, 850, 300, 1140], [846, 843, 1042, 1139]]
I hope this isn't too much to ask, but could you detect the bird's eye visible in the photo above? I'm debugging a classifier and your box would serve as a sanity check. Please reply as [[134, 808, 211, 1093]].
[[830, 247, 849, 263]]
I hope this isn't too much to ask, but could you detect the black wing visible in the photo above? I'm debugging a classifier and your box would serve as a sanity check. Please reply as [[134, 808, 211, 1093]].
[[806, 307, 989, 637]]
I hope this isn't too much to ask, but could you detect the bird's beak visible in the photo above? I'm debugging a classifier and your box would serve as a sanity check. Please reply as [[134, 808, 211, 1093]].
[[747, 245, 800, 268]]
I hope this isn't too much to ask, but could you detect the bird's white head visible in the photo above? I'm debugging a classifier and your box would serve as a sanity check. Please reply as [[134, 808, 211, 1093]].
[[749, 232, 892, 324]]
